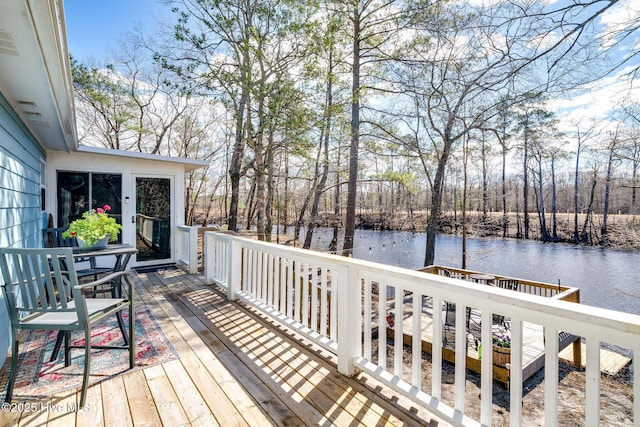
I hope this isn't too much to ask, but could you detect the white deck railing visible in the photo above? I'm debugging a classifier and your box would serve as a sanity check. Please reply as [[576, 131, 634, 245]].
[[203, 231, 640, 427]]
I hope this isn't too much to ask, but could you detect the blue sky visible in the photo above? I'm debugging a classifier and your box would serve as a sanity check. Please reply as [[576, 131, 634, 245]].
[[64, 0, 163, 61]]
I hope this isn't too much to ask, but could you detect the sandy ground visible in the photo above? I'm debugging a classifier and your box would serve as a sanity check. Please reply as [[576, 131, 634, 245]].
[[441, 356, 632, 425], [377, 342, 635, 426], [369, 296, 634, 426]]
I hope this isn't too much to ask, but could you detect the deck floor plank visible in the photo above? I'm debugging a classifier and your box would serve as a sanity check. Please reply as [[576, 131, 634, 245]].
[[172, 269, 444, 426], [134, 272, 255, 426], [46, 391, 78, 427], [144, 363, 191, 426], [158, 273, 328, 426], [76, 381, 104, 427], [559, 342, 631, 375], [0, 407, 20, 427], [121, 370, 161, 427], [161, 359, 220, 427], [101, 375, 133, 427]]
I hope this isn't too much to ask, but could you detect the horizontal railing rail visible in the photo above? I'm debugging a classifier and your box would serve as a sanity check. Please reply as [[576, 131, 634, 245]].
[[203, 231, 639, 427]]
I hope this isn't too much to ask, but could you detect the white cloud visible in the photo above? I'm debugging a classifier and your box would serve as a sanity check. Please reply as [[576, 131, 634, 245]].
[[552, 66, 640, 132], [598, 0, 640, 50]]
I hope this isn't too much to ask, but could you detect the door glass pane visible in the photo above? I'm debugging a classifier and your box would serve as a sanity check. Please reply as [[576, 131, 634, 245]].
[[136, 177, 171, 262], [57, 172, 89, 228], [92, 174, 123, 243]]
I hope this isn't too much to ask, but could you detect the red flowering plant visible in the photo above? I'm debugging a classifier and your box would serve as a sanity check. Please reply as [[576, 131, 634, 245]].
[[61, 204, 122, 247]]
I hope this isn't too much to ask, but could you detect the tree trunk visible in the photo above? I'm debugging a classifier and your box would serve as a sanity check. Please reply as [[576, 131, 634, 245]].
[[601, 138, 616, 246], [581, 169, 598, 244], [536, 150, 549, 242], [244, 178, 256, 231], [481, 135, 488, 222], [264, 135, 275, 242], [424, 137, 452, 266], [515, 182, 522, 238], [303, 131, 325, 248], [329, 151, 341, 254], [632, 160, 638, 215], [283, 148, 290, 228], [461, 139, 469, 269], [573, 139, 582, 243], [523, 127, 530, 240], [502, 141, 508, 237], [551, 155, 558, 242], [253, 99, 266, 241], [343, 5, 361, 257], [227, 72, 249, 233], [304, 50, 334, 249], [295, 189, 313, 243]]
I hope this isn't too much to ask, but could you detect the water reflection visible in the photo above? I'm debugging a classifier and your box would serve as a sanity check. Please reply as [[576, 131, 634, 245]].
[[302, 227, 640, 316]]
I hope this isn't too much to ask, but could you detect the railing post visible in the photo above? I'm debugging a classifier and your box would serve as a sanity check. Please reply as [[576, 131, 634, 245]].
[[188, 226, 198, 274], [336, 264, 361, 376], [228, 237, 241, 301], [203, 231, 215, 284]]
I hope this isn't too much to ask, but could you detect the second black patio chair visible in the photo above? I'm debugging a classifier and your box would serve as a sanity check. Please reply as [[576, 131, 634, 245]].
[[42, 227, 113, 282]]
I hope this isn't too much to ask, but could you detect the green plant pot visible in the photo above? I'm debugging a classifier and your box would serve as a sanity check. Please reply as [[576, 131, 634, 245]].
[[77, 234, 109, 249]]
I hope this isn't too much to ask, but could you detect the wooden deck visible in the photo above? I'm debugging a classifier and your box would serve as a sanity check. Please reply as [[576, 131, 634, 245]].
[[0, 267, 447, 426]]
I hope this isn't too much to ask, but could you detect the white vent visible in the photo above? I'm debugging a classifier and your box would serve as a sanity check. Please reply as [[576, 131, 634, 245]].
[[0, 29, 19, 57], [18, 100, 37, 107], [28, 120, 51, 128]]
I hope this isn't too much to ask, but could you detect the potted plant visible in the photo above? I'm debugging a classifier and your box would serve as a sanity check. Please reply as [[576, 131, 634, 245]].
[[492, 333, 511, 367], [62, 205, 122, 249]]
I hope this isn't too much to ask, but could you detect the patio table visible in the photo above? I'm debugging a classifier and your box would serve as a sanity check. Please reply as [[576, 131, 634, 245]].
[[72, 244, 137, 297], [48, 244, 137, 362], [469, 273, 496, 285]]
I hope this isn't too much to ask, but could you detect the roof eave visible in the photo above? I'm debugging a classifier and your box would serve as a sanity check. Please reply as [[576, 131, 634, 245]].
[[75, 145, 210, 171], [0, 0, 78, 152]]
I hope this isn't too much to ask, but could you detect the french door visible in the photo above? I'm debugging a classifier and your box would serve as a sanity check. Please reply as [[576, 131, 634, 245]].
[[135, 176, 173, 263]]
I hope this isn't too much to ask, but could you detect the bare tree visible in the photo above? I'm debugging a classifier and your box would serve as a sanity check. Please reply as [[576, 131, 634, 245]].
[[581, 165, 600, 244], [327, 0, 433, 256], [72, 57, 134, 150], [548, 145, 568, 242], [601, 127, 622, 245], [491, 99, 515, 238], [571, 120, 597, 242]]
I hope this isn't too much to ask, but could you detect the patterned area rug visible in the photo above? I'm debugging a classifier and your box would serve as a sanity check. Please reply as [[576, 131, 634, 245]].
[[6, 305, 178, 400]]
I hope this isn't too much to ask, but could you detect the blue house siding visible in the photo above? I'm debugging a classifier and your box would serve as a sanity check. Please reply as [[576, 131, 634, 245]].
[[0, 91, 46, 369]]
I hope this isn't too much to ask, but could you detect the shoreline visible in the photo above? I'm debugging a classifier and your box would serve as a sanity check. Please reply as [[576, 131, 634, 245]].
[[310, 211, 640, 251]]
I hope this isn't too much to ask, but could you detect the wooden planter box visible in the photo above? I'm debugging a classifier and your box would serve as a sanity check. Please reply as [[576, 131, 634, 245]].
[[493, 345, 511, 367]]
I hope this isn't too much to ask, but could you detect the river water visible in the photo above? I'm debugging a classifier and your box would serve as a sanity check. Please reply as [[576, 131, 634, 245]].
[[295, 227, 640, 316]]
